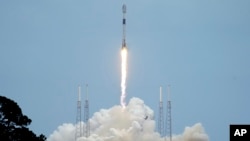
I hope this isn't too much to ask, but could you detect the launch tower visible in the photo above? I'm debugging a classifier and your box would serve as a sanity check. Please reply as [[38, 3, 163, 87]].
[[158, 86, 164, 137], [75, 86, 83, 140], [84, 84, 90, 137], [166, 85, 172, 141]]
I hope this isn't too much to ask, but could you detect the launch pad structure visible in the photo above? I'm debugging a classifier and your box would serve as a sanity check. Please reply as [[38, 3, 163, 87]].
[[158, 85, 172, 141], [75, 85, 90, 140], [75, 86, 82, 140], [84, 84, 90, 138], [166, 85, 172, 141], [158, 86, 164, 137]]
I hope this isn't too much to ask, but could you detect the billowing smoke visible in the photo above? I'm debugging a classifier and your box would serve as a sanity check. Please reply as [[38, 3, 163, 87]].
[[47, 97, 209, 141]]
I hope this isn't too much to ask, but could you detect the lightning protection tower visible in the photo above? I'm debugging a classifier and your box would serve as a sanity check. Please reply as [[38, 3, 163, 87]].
[[84, 84, 90, 138], [75, 85, 83, 140], [166, 85, 172, 141], [158, 86, 164, 137]]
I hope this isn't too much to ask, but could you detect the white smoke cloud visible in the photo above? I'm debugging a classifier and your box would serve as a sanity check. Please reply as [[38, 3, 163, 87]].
[[47, 123, 75, 141], [47, 97, 209, 141]]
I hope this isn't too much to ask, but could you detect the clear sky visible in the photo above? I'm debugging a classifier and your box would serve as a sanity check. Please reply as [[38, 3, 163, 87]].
[[0, 0, 250, 141]]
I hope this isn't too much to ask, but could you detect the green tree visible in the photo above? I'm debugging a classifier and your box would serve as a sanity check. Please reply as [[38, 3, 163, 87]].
[[0, 95, 46, 141]]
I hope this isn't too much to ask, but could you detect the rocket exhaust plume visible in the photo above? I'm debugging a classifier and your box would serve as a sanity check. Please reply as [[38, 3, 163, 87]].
[[120, 47, 127, 108]]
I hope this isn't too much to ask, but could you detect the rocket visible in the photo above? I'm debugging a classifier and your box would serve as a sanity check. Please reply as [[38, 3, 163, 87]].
[[122, 4, 127, 48]]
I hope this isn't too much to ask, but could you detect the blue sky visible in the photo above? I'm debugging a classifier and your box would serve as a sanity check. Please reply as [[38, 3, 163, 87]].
[[0, 0, 250, 141]]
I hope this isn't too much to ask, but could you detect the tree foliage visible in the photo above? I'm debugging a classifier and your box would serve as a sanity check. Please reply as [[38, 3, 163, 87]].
[[0, 96, 46, 141]]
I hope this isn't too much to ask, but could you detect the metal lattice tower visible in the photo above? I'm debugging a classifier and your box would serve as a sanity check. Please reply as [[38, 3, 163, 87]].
[[158, 86, 164, 137], [75, 86, 83, 140], [166, 85, 172, 141], [84, 84, 90, 138]]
